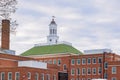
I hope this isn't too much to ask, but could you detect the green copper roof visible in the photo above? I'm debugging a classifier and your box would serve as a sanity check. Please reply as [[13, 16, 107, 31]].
[[21, 44, 82, 56]]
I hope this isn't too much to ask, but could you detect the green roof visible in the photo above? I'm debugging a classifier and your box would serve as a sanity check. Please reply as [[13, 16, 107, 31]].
[[21, 44, 82, 56]]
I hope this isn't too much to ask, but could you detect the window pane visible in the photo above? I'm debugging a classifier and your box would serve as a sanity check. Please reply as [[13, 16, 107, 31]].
[[15, 72, 20, 80], [87, 58, 91, 64], [1, 72, 5, 80], [71, 59, 75, 65], [112, 67, 116, 74], [58, 59, 61, 65], [77, 59, 80, 65], [8, 72, 12, 80], [82, 58, 86, 65], [92, 58, 96, 64], [41, 73, 44, 80], [28, 72, 31, 79]]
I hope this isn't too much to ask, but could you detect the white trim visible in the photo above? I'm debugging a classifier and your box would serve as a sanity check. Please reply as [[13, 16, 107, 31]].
[[28, 72, 31, 79], [87, 68, 91, 75], [15, 72, 20, 80], [0, 58, 18, 61], [8, 72, 12, 80], [77, 59, 80, 65], [87, 58, 91, 64], [1, 72, 5, 80]]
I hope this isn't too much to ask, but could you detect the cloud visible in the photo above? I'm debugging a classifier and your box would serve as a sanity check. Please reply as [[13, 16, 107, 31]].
[[6, 0, 120, 55]]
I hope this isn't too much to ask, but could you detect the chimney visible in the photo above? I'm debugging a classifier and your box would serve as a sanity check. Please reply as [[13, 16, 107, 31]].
[[1, 19, 10, 49]]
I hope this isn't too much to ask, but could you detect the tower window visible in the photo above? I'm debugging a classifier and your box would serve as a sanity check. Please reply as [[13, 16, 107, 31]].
[[49, 39, 52, 42]]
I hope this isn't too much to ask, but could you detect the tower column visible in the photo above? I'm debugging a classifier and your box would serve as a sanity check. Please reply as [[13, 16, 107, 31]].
[[1, 19, 10, 49]]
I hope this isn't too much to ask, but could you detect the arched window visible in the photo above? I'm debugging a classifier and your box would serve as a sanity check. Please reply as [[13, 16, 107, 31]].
[[63, 64, 67, 71], [35, 73, 39, 80]]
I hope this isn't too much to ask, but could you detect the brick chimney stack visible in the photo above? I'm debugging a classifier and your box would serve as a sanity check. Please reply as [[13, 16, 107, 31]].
[[1, 19, 10, 49]]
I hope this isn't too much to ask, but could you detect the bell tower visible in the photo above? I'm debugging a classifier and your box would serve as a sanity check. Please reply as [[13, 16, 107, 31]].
[[47, 16, 59, 45]]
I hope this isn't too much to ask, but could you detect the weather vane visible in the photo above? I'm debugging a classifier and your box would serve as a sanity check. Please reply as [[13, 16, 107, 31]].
[[0, 0, 18, 34]]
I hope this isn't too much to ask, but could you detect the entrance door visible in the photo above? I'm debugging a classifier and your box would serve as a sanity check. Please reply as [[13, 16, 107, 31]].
[[58, 72, 68, 80]]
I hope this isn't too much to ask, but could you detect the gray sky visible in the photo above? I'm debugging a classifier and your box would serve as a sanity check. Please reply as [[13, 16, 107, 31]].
[[5, 0, 120, 55]]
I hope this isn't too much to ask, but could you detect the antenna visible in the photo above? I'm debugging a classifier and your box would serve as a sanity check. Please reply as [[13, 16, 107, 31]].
[[0, 0, 18, 34]]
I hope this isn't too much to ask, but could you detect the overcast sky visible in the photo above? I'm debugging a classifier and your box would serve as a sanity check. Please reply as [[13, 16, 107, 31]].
[[6, 0, 120, 55]]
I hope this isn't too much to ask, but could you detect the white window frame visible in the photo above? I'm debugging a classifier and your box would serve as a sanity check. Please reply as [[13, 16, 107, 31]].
[[35, 73, 39, 80], [53, 59, 56, 64], [76, 68, 80, 75], [46, 74, 50, 80], [71, 68, 75, 75], [58, 59, 61, 66], [98, 67, 102, 75], [87, 68, 91, 75], [92, 68, 96, 75], [63, 64, 67, 71], [71, 59, 75, 65], [82, 58, 86, 65], [112, 67, 116, 74], [82, 68, 86, 75], [53, 75, 56, 80], [112, 77, 116, 80], [15, 72, 20, 80], [28, 72, 31, 79], [41, 73, 44, 80], [87, 58, 91, 64], [8, 72, 12, 80], [92, 58, 96, 64], [77, 59, 80, 65], [1, 72, 5, 80], [98, 57, 102, 64]]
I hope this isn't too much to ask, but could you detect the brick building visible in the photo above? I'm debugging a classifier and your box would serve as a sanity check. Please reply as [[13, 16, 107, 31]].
[[21, 18, 120, 80], [0, 18, 120, 80]]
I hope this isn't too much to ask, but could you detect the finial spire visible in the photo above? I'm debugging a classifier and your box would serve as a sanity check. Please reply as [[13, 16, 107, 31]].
[[52, 16, 55, 21]]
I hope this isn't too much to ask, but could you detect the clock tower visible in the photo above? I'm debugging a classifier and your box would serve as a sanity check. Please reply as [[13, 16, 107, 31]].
[[47, 16, 59, 45]]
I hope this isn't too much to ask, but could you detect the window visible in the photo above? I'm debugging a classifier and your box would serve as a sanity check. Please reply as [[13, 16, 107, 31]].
[[58, 59, 61, 66], [77, 59, 80, 65], [48, 60, 52, 64], [87, 68, 91, 75], [87, 58, 91, 64], [71, 59, 75, 65], [8, 72, 12, 80], [82, 68, 86, 75], [104, 73, 108, 79], [82, 78, 85, 80], [53, 75, 56, 80], [104, 62, 108, 69], [82, 58, 86, 65], [92, 58, 96, 64], [76, 68, 80, 75], [63, 64, 67, 71], [15, 72, 20, 80], [71, 78, 75, 80], [92, 68, 96, 75], [1, 72, 5, 80], [71, 68, 75, 75], [35, 73, 39, 80], [46, 74, 50, 80], [87, 78, 91, 80], [112, 77, 116, 80], [76, 78, 80, 80], [53, 59, 56, 64], [50, 29, 52, 34], [41, 73, 44, 80], [98, 57, 102, 63], [28, 72, 31, 80], [98, 67, 102, 74], [112, 67, 116, 74]]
